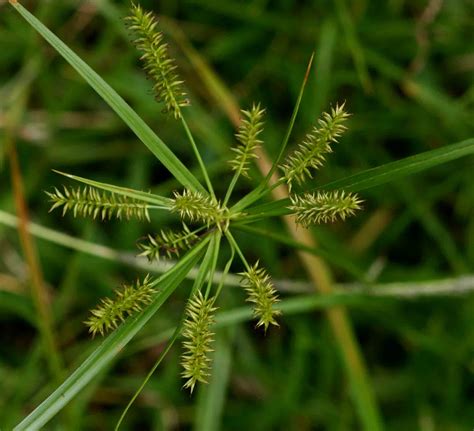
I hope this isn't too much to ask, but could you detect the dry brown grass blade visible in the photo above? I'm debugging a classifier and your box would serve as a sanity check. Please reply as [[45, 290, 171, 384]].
[[5, 87, 63, 379]]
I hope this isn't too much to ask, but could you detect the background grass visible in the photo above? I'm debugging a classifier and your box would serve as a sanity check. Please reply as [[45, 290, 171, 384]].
[[1, 0, 473, 429]]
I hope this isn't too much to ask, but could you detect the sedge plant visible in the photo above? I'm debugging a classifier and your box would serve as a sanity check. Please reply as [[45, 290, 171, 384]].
[[5, 1, 474, 429], [9, 1, 365, 428], [44, 1, 362, 389]]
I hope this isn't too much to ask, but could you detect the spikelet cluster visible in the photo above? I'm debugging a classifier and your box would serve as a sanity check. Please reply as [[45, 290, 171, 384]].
[[137, 224, 199, 261], [126, 3, 189, 119], [289, 190, 363, 227], [181, 291, 217, 393], [85, 275, 156, 336], [281, 103, 349, 190], [171, 189, 222, 226], [240, 262, 281, 331], [46, 186, 150, 221], [229, 104, 265, 178]]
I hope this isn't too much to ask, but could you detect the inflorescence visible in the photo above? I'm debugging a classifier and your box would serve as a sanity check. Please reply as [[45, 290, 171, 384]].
[[46, 186, 150, 221], [181, 291, 217, 392], [45, 1, 364, 395], [289, 191, 364, 227], [281, 103, 349, 191], [229, 104, 265, 179], [240, 262, 281, 331], [126, 2, 189, 119], [85, 275, 156, 337]]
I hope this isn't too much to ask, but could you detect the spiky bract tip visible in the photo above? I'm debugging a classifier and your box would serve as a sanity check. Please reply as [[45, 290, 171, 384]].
[[289, 190, 363, 227], [181, 291, 217, 393]]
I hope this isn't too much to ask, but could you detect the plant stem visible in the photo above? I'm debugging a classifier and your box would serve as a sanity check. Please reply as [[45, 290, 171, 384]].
[[181, 115, 216, 200], [116, 232, 221, 429], [215, 247, 235, 299], [223, 169, 241, 207], [114, 323, 181, 430], [204, 233, 222, 299], [225, 231, 250, 272]]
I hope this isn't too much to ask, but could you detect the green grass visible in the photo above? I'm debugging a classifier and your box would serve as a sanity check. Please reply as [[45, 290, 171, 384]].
[[1, 0, 473, 430]]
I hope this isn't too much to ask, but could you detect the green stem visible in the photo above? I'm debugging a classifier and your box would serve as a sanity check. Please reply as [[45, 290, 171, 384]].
[[263, 53, 314, 183], [181, 115, 216, 200], [222, 169, 241, 207], [114, 324, 180, 430], [225, 231, 250, 271], [215, 247, 235, 299], [229, 176, 286, 215], [204, 232, 222, 299]]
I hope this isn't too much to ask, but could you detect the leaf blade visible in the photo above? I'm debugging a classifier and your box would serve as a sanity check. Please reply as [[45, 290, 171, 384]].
[[14, 238, 210, 431], [10, 1, 205, 194], [244, 138, 474, 219], [53, 170, 172, 208]]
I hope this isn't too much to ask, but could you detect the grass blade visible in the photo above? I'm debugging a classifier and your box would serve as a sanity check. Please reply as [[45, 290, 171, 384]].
[[53, 170, 172, 207], [14, 238, 210, 431], [245, 138, 474, 219], [320, 138, 474, 192], [9, 1, 205, 194]]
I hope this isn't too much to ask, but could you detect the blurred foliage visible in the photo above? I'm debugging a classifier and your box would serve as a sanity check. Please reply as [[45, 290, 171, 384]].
[[0, 0, 473, 429]]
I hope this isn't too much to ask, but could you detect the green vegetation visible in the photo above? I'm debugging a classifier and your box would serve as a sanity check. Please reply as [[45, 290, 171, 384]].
[[1, 1, 473, 430]]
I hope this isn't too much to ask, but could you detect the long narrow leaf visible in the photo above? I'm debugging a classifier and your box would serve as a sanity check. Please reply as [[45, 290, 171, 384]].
[[321, 137, 474, 192], [244, 138, 474, 219], [14, 237, 210, 431], [53, 170, 172, 207], [10, 1, 205, 194]]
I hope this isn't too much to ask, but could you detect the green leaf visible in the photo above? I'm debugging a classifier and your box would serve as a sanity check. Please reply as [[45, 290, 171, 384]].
[[14, 237, 210, 431], [320, 138, 474, 192], [53, 170, 172, 208], [10, 1, 205, 194], [244, 138, 474, 219]]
